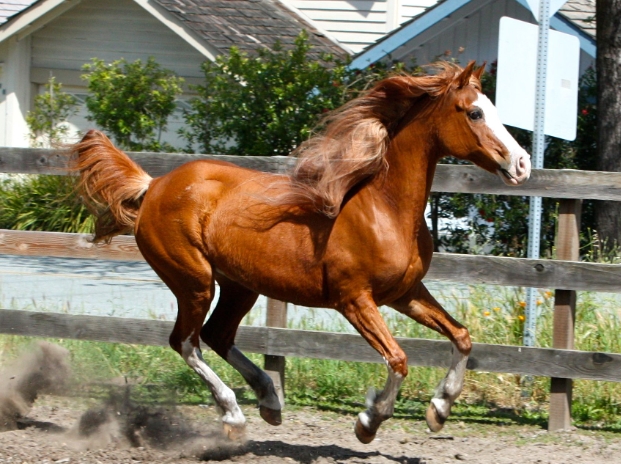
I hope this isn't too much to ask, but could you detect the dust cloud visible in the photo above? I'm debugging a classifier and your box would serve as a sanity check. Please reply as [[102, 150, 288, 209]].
[[0, 341, 245, 460], [0, 341, 70, 431]]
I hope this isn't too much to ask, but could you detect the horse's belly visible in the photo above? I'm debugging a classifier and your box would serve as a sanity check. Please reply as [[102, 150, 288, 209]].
[[206, 223, 332, 308]]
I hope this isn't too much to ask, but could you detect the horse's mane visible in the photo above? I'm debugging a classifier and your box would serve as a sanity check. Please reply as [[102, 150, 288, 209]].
[[276, 61, 477, 218]]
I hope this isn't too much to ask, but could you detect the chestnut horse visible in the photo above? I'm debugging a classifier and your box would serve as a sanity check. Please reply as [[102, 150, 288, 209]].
[[71, 61, 530, 443]]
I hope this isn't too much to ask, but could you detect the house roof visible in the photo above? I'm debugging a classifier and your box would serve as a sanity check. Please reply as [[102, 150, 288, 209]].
[[558, 0, 595, 39], [151, 0, 346, 59], [350, 0, 597, 69], [0, 0, 36, 24], [0, 0, 348, 60]]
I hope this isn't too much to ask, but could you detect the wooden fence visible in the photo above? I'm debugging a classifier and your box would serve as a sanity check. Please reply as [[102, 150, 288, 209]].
[[2, 147, 621, 431]]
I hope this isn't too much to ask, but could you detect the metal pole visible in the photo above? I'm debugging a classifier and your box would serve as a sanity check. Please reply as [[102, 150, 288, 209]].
[[524, 0, 551, 347]]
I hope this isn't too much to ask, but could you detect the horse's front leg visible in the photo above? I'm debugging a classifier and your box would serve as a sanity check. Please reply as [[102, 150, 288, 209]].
[[391, 283, 471, 432], [340, 293, 408, 444]]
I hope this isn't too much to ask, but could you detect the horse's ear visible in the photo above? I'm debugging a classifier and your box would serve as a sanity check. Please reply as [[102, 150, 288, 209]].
[[457, 61, 477, 88], [473, 62, 486, 81]]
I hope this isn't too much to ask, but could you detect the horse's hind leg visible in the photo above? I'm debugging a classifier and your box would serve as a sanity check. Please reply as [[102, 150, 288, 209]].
[[138, 242, 246, 439], [201, 277, 282, 426], [391, 283, 471, 432]]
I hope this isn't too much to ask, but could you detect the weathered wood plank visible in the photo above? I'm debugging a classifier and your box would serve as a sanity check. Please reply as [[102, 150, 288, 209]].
[[3, 230, 621, 293], [549, 199, 581, 431], [0, 147, 296, 176], [0, 229, 143, 261], [427, 253, 621, 293], [265, 299, 288, 405], [286, 331, 621, 383], [431, 165, 621, 201], [0, 147, 70, 175], [1, 310, 620, 382], [2, 147, 621, 200]]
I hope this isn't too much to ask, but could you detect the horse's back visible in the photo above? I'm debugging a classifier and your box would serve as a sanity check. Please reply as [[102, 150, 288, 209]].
[[135, 159, 275, 256]]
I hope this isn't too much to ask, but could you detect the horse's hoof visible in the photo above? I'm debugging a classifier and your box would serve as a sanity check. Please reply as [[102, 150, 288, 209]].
[[223, 422, 246, 441], [259, 405, 282, 426], [425, 402, 446, 432], [354, 418, 376, 444]]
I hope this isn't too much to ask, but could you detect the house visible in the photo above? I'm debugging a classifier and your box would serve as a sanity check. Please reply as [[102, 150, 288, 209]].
[[349, 0, 596, 74], [285, 0, 440, 53], [0, 0, 597, 148], [0, 0, 347, 148]]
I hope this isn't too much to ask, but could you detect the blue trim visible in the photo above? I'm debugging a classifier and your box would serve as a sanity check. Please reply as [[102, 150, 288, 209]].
[[551, 14, 596, 57], [349, 0, 596, 69], [349, 0, 472, 69]]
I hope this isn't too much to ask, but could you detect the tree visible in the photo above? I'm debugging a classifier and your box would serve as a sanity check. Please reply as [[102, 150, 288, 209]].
[[82, 57, 184, 151], [25, 76, 77, 147], [181, 32, 399, 156], [594, 0, 621, 252]]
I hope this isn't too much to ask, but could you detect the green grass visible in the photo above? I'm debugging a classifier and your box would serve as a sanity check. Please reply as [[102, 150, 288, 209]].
[[0, 174, 94, 233], [1, 285, 621, 431]]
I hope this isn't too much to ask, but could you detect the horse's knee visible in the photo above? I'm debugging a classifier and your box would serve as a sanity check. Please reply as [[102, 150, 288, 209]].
[[387, 352, 408, 378], [453, 327, 472, 356]]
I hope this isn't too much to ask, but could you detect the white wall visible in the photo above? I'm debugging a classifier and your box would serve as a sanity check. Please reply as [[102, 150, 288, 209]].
[[0, 35, 32, 147], [286, 0, 439, 53], [30, 0, 206, 77]]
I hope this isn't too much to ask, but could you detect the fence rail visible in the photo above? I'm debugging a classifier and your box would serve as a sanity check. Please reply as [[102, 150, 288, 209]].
[[2, 228, 621, 292], [1, 147, 620, 432], [3, 147, 621, 200], [1, 310, 620, 383]]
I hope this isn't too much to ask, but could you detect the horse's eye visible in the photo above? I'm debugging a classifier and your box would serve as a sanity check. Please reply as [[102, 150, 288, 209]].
[[468, 109, 483, 121]]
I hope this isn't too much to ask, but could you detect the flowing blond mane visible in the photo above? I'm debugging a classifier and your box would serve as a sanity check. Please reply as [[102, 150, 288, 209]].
[[278, 61, 476, 217]]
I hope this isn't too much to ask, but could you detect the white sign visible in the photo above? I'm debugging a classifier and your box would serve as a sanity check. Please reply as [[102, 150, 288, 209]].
[[524, 0, 566, 23], [495, 16, 580, 141]]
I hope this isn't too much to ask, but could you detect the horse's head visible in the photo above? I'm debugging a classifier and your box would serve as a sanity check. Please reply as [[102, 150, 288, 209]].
[[433, 61, 531, 186]]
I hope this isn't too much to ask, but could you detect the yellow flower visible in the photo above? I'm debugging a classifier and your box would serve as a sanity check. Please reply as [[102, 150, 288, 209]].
[[484, 311, 491, 317], [544, 291, 553, 299], [518, 315, 525, 321], [536, 299, 542, 306], [518, 301, 527, 308], [493, 307, 501, 312]]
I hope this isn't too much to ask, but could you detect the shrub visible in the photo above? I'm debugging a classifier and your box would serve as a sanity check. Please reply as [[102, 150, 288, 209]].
[[82, 57, 184, 152]]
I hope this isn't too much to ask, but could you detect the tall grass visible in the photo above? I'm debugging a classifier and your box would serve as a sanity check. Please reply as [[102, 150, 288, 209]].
[[1, 284, 621, 430], [0, 174, 94, 233]]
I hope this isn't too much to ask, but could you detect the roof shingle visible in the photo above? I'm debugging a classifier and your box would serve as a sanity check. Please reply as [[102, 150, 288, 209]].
[[152, 0, 347, 58], [0, 0, 347, 59]]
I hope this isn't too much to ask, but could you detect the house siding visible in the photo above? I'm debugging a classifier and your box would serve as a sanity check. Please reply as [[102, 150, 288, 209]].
[[30, 0, 206, 78], [400, 0, 532, 66], [287, 0, 439, 53]]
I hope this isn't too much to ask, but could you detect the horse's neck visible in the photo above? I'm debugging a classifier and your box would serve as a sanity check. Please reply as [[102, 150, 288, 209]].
[[375, 124, 439, 216]]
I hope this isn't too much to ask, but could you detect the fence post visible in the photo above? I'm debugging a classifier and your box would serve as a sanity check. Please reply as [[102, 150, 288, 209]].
[[548, 198, 581, 431], [265, 298, 287, 406]]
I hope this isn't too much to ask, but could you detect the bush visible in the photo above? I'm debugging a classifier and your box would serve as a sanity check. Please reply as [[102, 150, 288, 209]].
[[0, 175, 93, 233], [181, 31, 403, 156], [82, 57, 184, 152], [26, 76, 78, 147]]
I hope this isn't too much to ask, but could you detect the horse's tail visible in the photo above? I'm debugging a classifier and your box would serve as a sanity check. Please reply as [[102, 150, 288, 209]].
[[70, 130, 153, 243]]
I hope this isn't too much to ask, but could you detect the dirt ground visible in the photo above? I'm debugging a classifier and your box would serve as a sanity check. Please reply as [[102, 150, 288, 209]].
[[0, 395, 620, 464], [1, 342, 620, 464]]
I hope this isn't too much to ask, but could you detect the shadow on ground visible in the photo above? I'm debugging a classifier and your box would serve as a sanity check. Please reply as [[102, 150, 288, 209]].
[[201, 440, 424, 463]]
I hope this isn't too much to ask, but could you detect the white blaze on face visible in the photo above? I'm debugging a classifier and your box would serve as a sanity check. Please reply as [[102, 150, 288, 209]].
[[473, 93, 531, 185]]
